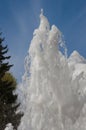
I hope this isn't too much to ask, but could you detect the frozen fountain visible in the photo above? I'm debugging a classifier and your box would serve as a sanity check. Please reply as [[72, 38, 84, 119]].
[[18, 10, 86, 130]]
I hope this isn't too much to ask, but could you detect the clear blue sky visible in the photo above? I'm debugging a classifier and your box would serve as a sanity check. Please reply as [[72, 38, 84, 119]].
[[0, 0, 86, 82]]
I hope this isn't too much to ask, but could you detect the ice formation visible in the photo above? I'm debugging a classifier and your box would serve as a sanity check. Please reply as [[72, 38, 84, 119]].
[[18, 10, 86, 130]]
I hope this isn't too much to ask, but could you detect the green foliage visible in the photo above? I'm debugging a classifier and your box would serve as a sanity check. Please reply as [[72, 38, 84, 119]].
[[0, 72, 17, 104], [0, 33, 23, 130], [2, 72, 17, 88], [0, 35, 13, 79]]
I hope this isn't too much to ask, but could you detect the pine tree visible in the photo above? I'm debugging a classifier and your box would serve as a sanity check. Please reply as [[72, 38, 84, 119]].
[[0, 33, 23, 130]]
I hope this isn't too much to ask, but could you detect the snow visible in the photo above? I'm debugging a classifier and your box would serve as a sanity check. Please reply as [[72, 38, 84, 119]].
[[18, 10, 86, 130], [68, 50, 86, 65], [4, 123, 13, 130]]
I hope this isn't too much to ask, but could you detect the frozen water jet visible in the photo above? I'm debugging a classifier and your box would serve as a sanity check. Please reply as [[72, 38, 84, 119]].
[[18, 10, 86, 130]]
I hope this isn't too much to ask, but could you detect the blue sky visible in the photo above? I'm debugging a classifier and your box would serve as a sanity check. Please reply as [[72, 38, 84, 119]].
[[0, 0, 86, 82]]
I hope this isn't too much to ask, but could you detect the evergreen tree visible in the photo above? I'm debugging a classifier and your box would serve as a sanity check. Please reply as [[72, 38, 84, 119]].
[[0, 33, 23, 130]]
